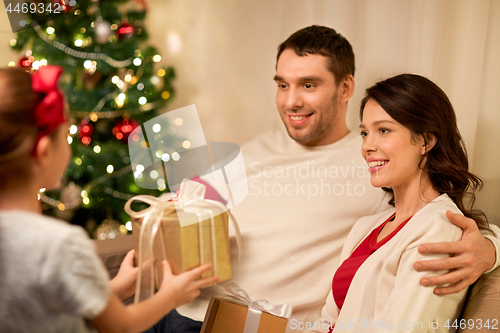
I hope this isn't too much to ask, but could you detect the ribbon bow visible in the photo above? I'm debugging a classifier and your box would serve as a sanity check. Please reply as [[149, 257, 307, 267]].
[[30, 65, 66, 155], [124, 179, 242, 302], [220, 282, 293, 333], [31, 65, 66, 134]]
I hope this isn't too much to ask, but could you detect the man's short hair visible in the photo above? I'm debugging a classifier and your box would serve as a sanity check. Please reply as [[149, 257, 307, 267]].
[[277, 25, 355, 85]]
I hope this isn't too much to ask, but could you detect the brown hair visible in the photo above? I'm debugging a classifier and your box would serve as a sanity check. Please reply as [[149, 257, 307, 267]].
[[360, 74, 490, 231], [277, 25, 355, 85], [0, 67, 42, 185]]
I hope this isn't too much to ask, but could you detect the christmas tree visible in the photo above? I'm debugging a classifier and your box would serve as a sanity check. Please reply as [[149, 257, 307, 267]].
[[9, 0, 177, 238]]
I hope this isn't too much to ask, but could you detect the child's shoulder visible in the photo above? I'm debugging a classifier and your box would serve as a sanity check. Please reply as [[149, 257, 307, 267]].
[[0, 210, 90, 246]]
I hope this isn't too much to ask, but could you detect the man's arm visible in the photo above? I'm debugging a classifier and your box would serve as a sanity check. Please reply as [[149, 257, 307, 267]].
[[413, 211, 499, 296]]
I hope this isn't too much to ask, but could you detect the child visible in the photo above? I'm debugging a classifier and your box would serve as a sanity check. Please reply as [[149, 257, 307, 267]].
[[0, 65, 218, 333]]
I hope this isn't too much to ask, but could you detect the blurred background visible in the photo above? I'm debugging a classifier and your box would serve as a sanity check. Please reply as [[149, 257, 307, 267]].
[[1, 0, 499, 234]]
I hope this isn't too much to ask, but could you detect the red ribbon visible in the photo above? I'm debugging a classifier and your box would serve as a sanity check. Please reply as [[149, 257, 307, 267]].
[[30, 65, 66, 155]]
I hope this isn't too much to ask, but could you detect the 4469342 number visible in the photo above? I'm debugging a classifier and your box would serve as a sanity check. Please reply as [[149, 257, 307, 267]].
[[444, 318, 498, 330], [5, 2, 65, 14]]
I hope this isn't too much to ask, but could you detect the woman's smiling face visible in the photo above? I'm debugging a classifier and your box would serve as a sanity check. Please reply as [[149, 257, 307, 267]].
[[360, 99, 426, 189]]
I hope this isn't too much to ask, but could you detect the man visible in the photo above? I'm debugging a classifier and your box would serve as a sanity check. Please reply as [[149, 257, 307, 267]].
[[176, 25, 499, 332]]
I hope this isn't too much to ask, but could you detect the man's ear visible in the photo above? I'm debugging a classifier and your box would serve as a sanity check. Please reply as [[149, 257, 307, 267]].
[[339, 74, 355, 103], [422, 132, 437, 154], [34, 136, 52, 167]]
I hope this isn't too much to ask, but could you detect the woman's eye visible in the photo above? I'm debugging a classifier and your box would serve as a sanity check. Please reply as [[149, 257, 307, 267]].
[[379, 128, 390, 134], [360, 131, 368, 138]]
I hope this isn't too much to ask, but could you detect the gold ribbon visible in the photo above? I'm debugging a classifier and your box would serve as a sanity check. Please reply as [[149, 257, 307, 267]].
[[124, 179, 242, 303]]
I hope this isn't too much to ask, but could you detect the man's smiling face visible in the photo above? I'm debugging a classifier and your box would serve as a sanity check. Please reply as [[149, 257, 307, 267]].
[[274, 49, 343, 146]]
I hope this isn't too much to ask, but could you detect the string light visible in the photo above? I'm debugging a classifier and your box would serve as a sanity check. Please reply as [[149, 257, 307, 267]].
[[152, 123, 161, 133], [34, 25, 134, 68]]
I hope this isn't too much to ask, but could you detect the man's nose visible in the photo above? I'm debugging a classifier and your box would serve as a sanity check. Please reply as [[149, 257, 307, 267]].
[[285, 87, 303, 110]]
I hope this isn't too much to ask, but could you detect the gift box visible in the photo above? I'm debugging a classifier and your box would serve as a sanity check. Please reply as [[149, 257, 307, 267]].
[[124, 180, 235, 302], [201, 283, 292, 333]]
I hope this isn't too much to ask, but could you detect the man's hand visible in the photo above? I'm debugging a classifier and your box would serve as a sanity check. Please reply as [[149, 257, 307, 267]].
[[413, 211, 496, 296], [109, 249, 139, 301]]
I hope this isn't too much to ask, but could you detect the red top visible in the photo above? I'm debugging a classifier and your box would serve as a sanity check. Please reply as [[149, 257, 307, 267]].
[[328, 214, 412, 332]]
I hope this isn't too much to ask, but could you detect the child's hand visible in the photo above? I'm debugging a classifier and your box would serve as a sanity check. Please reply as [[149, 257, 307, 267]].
[[109, 250, 139, 301], [157, 260, 219, 308]]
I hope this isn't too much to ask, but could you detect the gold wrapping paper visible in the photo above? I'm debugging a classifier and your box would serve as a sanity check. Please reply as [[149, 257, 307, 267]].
[[132, 206, 232, 289]]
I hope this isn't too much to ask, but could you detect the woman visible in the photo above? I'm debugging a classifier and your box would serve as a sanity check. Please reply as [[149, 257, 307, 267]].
[[315, 74, 492, 332]]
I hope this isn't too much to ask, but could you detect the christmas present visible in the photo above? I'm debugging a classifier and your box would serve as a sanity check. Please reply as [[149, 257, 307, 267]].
[[124, 179, 240, 302], [201, 283, 293, 333]]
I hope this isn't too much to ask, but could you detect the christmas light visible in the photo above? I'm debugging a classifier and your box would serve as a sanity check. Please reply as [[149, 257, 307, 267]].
[[10, 39, 17, 46], [138, 97, 147, 105], [111, 24, 118, 30], [172, 152, 180, 161], [116, 80, 125, 89], [162, 91, 170, 100], [107, 165, 114, 173], [70, 125, 78, 134], [8, 61, 15, 67], [90, 112, 99, 122], [150, 170, 159, 179], [133, 58, 142, 66], [81, 190, 88, 198], [182, 140, 191, 149], [134, 171, 143, 179], [75, 158, 82, 165], [40, 188, 46, 192], [67, 136, 73, 144], [40, 59, 48, 65], [155, 150, 163, 158], [137, 83, 144, 90], [80, 27, 86, 33], [153, 55, 161, 62], [84, 60, 92, 69], [158, 69, 166, 77], [75, 39, 83, 47], [118, 93, 126, 101], [151, 77, 160, 85], [32, 61, 40, 70], [111, 76, 119, 84], [152, 123, 161, 133], [83, 197, 90, 205], [174, 117, 183, 126], [136, 164, 145, 172], [157, 179, 166, 190], [93, 145, 101, 153], [125, 221, 132, 231], [161, 153, 170, 162], [124, 74, 132, 82]]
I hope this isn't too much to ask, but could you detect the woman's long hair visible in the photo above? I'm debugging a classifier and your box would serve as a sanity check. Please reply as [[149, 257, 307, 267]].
[[360, 74, 490, 231]]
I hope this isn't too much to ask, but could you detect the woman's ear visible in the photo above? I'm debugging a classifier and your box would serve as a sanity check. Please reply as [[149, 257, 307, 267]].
[[422, 132, 437, 154]]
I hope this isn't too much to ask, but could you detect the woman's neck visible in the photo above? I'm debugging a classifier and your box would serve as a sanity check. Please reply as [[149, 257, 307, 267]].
[[0, 183, 41, 213], [392, 175, 440, 223]]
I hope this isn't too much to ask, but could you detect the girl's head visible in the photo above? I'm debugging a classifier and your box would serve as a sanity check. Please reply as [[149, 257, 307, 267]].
[[0, 66, 70, 191], [359, 73, 487, 229]]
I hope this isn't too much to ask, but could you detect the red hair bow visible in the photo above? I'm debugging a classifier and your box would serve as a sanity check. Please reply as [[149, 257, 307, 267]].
[[30, 66, 66, 155]]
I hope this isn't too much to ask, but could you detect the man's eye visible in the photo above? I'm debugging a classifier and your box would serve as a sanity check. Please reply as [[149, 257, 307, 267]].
[[304, 83, 314, 88], [360, 131, 368, 138], [278, 83, 287, 88]]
